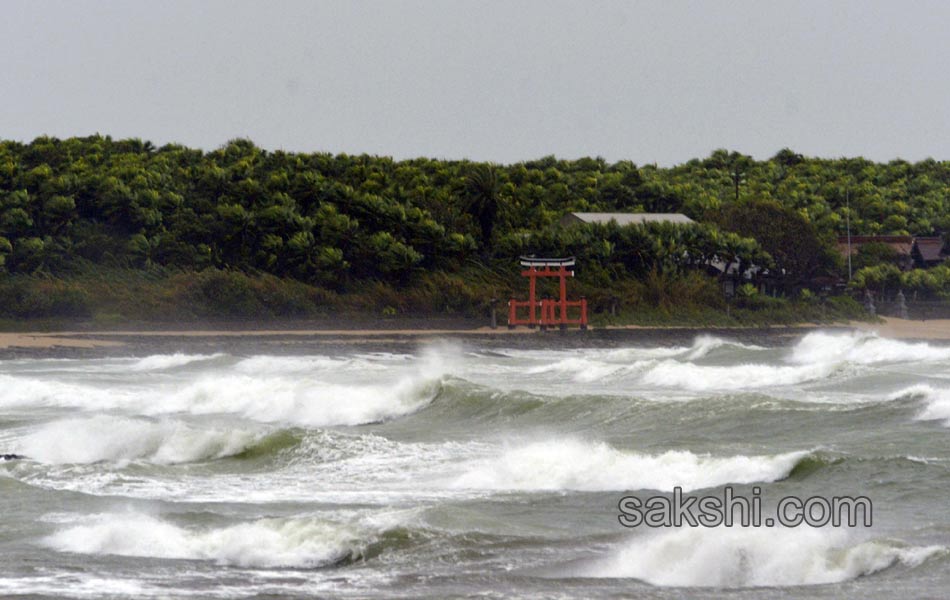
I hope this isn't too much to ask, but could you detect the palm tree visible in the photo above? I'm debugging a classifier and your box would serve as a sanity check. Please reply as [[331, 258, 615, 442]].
[[464, 164, 501, 254]]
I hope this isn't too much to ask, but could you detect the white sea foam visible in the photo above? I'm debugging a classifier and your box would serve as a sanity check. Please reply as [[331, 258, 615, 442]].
[[601, 346, 690, 361], [452, 439, 807, 492], [0, 374, 125, 410], [159, 372, 440, 427], [233, 355, 387, 375], [503, 333, 950, 392], [890, 384, 950, 426], [588, 526, 945, 587], [0, 346, 453, 427], [640, 360, 836, 391], [42, 510, 406, 568], [525, 357, 627, 382], [790, 331, 950, 365], [522, 337, 766, 385], [17, 416, 259, 465], [515, 337, 761, 366], [683, 335, 764, 360], [129, 353, 224, 371], [628, 332, 950, 393], [160, 345, 452, 426], [0, 576, 149, 599]]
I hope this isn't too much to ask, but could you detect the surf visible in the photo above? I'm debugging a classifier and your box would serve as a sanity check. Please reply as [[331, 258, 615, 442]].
[[450, 439, 810, 492], [42, 509, 415, 569], [586, 526, 946, 587]]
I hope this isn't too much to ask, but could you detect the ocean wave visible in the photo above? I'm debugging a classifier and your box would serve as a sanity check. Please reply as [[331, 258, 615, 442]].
[[587, 526, 945, 587], [162, 346, 452, 426], [0, 348, 452, 427], [640, 360, 837, 391], [521, 337, 766, 385], [682, 335, 765, 360], [525, 357, 628, 382], [160, 372, 442, 427], [605, 335, 763, 363], [42, 510, 411, 568], [16, 416, 261, 465], [233, 355, 387, 375], [0, 374, 125, 410], [495, 332, 950, 391], [129, 353, 225, 371], [889, 384, 950, 426], [790, 331, 950, 365], [451, 439, 809, 492]]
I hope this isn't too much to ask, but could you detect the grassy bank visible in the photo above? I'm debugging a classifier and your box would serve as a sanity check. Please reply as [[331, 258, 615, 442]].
[[0, 267, 869, 330]]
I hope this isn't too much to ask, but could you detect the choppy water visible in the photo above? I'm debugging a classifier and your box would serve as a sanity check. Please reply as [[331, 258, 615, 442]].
[[2, 331, 950, 598]]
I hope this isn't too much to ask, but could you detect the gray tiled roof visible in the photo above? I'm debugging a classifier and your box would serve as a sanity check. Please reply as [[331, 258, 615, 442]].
[[561, 212, 694, 226]]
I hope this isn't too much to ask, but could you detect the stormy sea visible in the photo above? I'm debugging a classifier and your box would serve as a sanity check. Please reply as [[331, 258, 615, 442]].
[[2, 330, 950, 598]]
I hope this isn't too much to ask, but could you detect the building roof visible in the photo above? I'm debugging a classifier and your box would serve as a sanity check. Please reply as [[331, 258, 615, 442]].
[[560, 212, 695, 226], [836, 235, 914, 257], [914, 237, 945, 262]]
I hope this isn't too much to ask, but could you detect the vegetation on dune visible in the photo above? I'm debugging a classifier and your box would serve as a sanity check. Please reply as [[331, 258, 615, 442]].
[[1, 136, 948, 324]]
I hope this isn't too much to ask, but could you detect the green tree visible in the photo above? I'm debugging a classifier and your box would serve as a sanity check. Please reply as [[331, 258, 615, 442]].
[[718, 199, 836, 286], [464, 164, 501, 253]]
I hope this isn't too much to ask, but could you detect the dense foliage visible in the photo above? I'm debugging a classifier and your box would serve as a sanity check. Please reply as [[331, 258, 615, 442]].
[[1, 136, 948, 321]]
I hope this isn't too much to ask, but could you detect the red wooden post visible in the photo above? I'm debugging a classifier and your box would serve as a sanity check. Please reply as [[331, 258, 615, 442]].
[[528, 268, 537, 327], [559, 265, 568, 326]]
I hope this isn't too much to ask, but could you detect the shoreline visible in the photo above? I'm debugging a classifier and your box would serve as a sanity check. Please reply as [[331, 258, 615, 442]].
[[0, 317, 940, 357]]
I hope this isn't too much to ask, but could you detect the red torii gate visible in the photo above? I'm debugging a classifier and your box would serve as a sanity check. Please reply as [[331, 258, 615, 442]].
[[508, 256, 588, 330]]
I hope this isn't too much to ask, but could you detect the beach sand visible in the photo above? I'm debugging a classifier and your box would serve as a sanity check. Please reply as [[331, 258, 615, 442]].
[[850, 316, 950, 340], [0, 326, 527, 348], [0, 332, 125, 350], [0, 318, 943, 354]]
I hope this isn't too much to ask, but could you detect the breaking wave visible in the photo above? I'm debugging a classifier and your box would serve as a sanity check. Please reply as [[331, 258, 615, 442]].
[[525, 357, 628, 382], [588, 526, 945, 587], [451, 439, 809, 492], [159, 373, 442, 427], [890, 384, 950, 426], [0, 375, 112, 410], [790, 331, 950, 365], [631, 332, 950, 391], [43, 510, 411, 568], [523, 336, 764, 383], [523, 332, 950, 389], [129, 353, 224, 371], [640, 360, 837, 391], [0, 348, 452, 427], [681, 335, 764, 360], [16, 416, 261, 465], [233, 355, 387, 375]]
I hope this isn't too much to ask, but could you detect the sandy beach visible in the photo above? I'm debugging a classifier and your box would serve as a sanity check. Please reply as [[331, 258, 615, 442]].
[[848, 317, 950, 340], [0, 326, 528, 350], [0, 317, 943, 354], [0, 332, 125, 350]]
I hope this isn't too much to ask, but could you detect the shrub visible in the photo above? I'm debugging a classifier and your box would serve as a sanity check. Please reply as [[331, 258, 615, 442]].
[[0, 277, 92, 318]]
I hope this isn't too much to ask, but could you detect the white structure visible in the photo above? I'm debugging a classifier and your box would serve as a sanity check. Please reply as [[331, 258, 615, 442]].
[[559, 212, 694, 227]]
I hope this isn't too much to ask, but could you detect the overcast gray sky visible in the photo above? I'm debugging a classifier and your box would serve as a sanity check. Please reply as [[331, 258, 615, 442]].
[[3, 0, 950, 165]]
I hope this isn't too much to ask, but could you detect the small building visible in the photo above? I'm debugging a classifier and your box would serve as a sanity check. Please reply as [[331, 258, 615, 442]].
[[559, 212, 695, 227], [836, 235, 915, 270], [911, 237, 947, 268], [836, 235, 947, 270]]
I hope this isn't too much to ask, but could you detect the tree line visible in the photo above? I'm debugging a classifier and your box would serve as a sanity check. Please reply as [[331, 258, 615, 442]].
[[2, 136, 949, 308]]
